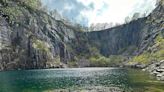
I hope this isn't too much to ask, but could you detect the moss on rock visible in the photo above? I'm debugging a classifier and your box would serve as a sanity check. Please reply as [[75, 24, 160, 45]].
[[32, 39, 50, 52]]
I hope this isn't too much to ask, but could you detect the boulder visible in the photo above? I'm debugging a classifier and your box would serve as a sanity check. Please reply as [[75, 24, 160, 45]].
[[143, 60, 164, 80]]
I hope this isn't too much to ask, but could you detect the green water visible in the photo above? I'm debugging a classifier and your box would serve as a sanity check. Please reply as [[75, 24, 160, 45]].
[[0, 68, 163, 92]]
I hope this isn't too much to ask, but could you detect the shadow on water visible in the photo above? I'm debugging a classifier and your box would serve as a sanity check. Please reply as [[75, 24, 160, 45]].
[[0, 68, 163, 92]]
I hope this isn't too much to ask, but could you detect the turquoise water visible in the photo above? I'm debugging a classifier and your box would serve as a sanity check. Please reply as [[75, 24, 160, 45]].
[[0, 68, 163, 92]]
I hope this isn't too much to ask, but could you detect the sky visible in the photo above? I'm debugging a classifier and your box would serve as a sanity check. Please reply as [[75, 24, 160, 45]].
[[41, 0, 157, 26]]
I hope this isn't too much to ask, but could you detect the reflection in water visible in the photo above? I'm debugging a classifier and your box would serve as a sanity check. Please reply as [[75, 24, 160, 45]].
[[0, 68, 163, 92]]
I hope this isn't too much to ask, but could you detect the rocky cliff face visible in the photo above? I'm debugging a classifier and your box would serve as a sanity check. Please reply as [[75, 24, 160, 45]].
[[0, 0, 78, 70], [87, 18, 145, 56], [86, 1, 164, 56], [0, 0, 163, 70]]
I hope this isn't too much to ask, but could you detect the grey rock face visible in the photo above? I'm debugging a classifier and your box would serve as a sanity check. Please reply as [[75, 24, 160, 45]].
[[144, 60, 164, 80], [86, 2, 164, 56], [0, 1, 76, 70], [0, 0, 163, 71], [0, 17, 12, 70], [87, 18, 145, 56]]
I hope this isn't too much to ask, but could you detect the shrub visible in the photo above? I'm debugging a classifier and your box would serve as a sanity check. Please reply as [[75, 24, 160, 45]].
[[132, 52, 152, 64], [1, 6, 23, 23], [108, 55, 126, 65], [89, 54, 126, 67], [131, 34, 164, 64], [68, 61, 78, 67], [32, 39, 50, 52], [89, 55, 110, 67], [14, 0, 42, 10]]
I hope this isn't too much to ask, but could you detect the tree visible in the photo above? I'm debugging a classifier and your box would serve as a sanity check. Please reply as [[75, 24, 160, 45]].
[[142, 10, 149, 17], [15, 0, 42, 9], [125, 16, 131, 23], [109, 22, 113, 28], [132, 12, 140, 20], [50, 10, 63, 20], [156, 0, 161, 6], [115, 23, 120, 26]]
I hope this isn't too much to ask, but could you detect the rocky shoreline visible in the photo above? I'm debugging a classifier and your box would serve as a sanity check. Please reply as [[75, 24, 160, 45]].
[[143, 60, 164, 81], [123, 60, 164, 81]]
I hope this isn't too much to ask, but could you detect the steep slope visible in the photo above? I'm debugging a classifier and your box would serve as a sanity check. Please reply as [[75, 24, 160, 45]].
[[0, 0, 79, 70], [0, 0, 163, 71], [87, 18, 145, 56], [70, 1, 164, 67], [86, 1, 163, 57]]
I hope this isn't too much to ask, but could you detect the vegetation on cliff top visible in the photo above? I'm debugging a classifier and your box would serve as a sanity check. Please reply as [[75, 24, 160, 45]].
[[0, 0, 163, 68], [0, 0, 42, 26]]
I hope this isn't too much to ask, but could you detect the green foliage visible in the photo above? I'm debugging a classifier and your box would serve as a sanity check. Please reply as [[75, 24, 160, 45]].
[[89, 55, 110, 67], [15, 0, 41, 10], [89, 54, 126, 67], [24, 0, 41, 9], [0, 0, 42, 23], [68, 61, 78, 67], [1, 6, 23, 23], [88, 47, 109, 67], [88, 47, 126, 67], [145, 87, 164, 92], [32, 39, 50, 52], [155, 34, 164, 49], [108, 55, 126, 65], [53, 56, 61, 65], [89, 47, 100, 57], [1, 0, 11, 4], [46, 55, 61, 67], [131, 34, 164, 64], [132, 52, 152, 64], [132, 49, 164, 64]]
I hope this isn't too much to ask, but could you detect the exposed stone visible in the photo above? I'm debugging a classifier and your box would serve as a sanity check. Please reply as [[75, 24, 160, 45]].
[[156, 72, 164, 77], [0, 0, 163, 71], [159, 65, 164, 69], [156, 69, 164, 73], [159, 60, 164, 69], [144, 60, 164, 80]]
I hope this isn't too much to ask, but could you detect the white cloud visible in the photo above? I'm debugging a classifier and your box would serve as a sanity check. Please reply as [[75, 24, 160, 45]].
[[77, 0, 157, 26], [41, 0, 157, 26]]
